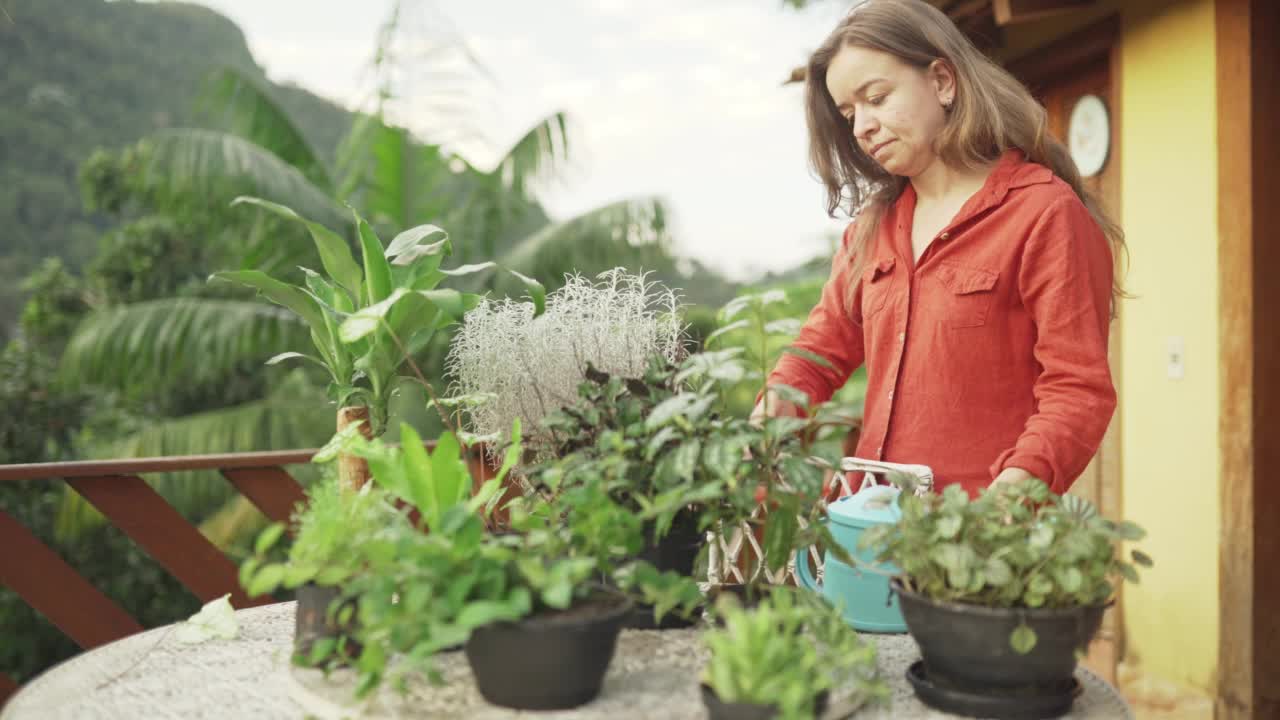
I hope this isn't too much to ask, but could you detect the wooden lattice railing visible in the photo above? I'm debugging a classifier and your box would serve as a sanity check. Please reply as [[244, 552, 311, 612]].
[[0, 446, 497, 706]]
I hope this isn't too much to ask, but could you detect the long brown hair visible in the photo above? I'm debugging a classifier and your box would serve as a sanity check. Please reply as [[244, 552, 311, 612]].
[[804, 0, 1126, 310]]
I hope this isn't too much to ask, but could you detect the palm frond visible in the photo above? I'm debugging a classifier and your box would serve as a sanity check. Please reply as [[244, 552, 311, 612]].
[[54, 374, 331, 543], [491, 111, 572, 198], [199, 67, 333, 191], [135, 128, 346, 229], [336, 115, 456, 231], [489, 196, 677, 294], [61, 298, 311, 393]]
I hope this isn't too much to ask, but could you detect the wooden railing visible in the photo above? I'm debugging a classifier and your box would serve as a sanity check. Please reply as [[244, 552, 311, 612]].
[[0, 447, 498, 706]]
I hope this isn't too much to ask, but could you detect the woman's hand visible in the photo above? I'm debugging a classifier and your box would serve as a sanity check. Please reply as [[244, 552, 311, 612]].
[[991, 466, 1033, 488], [748, 388, 806, 427]]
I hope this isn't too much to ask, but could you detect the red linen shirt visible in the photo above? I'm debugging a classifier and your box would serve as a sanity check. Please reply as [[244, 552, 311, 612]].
[[769, 150, 1116, 497]]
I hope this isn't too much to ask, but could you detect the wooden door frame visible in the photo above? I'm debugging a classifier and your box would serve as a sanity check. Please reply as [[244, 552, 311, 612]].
[[1217, 0, 1280, 718], [1005, 14, 1124, 682]]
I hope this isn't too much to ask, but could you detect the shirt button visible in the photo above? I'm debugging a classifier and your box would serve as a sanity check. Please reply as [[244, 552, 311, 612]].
[[939, 231, 950, 240], [898, 332, 906, 341], [877, 445, 883, 455], [888, 390, 895, 400]]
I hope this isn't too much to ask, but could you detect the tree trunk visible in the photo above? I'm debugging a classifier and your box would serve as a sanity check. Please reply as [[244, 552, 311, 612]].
[[336, 406, 373, 491]]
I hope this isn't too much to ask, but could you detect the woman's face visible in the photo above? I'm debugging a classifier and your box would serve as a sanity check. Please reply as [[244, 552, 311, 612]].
[[825, 45, 953, 178]]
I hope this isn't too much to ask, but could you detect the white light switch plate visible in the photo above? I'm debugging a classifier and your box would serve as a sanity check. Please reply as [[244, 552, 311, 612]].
[[1167, 336, 1185, 380]]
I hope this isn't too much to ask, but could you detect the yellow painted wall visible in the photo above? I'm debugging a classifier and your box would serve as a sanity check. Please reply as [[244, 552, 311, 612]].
[[1116, 0, 1221, 693]]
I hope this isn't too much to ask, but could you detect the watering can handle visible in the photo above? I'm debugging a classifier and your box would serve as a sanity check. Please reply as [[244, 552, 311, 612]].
[[837, 457, 934, 496]]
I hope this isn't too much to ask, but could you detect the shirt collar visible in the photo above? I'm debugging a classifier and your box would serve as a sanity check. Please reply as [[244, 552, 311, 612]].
[[891, 148, 1054, 237]]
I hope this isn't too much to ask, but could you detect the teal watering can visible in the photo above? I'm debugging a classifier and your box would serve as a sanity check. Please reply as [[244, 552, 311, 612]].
[[795, 458, 934, 634]]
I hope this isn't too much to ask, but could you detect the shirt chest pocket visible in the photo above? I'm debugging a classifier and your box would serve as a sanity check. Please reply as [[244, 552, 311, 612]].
[[861, 257, 897, 319], [936, 261, 999, 328]]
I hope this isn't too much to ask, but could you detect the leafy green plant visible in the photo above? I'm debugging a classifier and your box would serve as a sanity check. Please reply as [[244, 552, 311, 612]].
[[239, 471, 409, 597], [708, 283, 866, 419], [702, 587, 885, 720], [859, 478, 1153, 653], [211, 197, 545, 437], [337, 475, 701, 695], [532, 290, 863, 598], [318, 418, 524, 532]]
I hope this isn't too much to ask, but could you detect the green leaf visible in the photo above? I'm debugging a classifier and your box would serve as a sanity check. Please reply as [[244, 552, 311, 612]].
[[1055, 566, 1084, 593], [233, 196, 363, 300], [338, 288, 406, 343], [175, 594, 239, 644], [209, 270, 327, 340], [1010, 623, 1037, 654], [198, 68, 332, 190], [386, 224, 450, 263], [781, 347, 836, 371], [418, 289, 475, 324], [355, 211, 393, 305], [457, 600, 525, 629], [1029, 524, 1055, 549], [306, 637, 337, 666], [543, 580, 572, 609], [764, 319, 803, 336], [315, 567, 350, 586], [399, 423, 436, 522], [767, 383, 812, 409], [430, 431, 468, 513], [506, 269, 546, 317], [1117, 562, 1140, 584], [934, 514, 963, 540], [984, 557, 1013, 586], [1131, 549, 1154, 567], [760, 289, 788, 305], [704, 319, 750, 346], [247, 564, 285, 597], [439, 262, 496, 277], [645, 393, 699, 431], [762, 500, 800, 572], [667, 440, 702, 482], [254, 523, 286, 555], [1115, 521, 1147, 541]]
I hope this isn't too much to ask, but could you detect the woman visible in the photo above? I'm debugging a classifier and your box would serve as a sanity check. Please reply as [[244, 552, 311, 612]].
[[754, 0, 1123, 498]]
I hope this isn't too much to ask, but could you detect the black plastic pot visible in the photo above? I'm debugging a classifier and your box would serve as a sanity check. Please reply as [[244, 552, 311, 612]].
[[294, 583, 361, 662], [894, 580, 1106, 717], [699, 683, 829, 720], [465, 593, 633, 710], [623, 511, 705, 630]]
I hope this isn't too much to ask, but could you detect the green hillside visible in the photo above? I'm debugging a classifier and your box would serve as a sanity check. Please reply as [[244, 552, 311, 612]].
[[0, 0, 354, 331]]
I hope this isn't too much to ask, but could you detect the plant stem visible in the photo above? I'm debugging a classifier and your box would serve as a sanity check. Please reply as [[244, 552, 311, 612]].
[[383, 322, 461, 438]]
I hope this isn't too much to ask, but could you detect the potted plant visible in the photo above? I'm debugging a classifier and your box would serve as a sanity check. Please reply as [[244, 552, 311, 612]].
[[700, 586, 885, 720], [686, 288, 862, 607], [531, 356, 715, 627], [239, 472, 408, 664], [342, 471, 701, 709], [212, 197, 543, 488], [859, 479, 1153, 719], [241, 417, 523, 668]]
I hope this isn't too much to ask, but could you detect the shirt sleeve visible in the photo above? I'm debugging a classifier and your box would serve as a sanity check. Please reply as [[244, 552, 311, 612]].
[[765, 224, 867, 407], [991, 195, 1117, 494]]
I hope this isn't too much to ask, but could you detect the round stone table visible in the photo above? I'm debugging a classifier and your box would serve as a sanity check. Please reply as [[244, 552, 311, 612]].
[[1, 602, 1132, 719]]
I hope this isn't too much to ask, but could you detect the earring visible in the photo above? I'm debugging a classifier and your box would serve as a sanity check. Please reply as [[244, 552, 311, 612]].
[[943, 98, 954, 112]]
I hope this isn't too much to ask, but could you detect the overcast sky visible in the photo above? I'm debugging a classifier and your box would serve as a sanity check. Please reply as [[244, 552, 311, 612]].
[[191, 0, 854, 280]]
